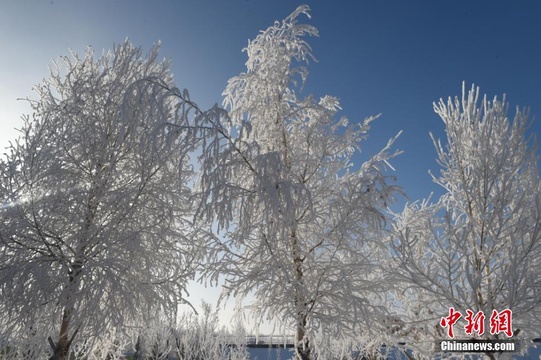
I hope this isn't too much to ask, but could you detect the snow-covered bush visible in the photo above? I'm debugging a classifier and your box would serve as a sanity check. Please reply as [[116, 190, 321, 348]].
[[127, 303, 248, 360]]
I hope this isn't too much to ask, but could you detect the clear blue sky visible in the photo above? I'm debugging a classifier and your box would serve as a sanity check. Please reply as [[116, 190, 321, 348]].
[[2, 0, 540, 205], [1, 0, 540, 329], [1, 0, 540, 204]]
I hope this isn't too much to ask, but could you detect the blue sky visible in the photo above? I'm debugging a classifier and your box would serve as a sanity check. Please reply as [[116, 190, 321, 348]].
[[1, 0, 540, 205], [1, 0, 540, 331]]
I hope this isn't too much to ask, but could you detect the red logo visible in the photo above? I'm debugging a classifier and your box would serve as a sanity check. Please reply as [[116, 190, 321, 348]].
[[464, 310, 485, 336], [440, 307, 462, 338], [440, 308, 513, 338], [489, 309, 513, 338]]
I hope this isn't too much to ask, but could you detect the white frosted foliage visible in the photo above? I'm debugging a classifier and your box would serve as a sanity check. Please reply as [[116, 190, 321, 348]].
[[199, 6, 402, 360], [390, 83, 541, 358], [0, 40, 204, 358]]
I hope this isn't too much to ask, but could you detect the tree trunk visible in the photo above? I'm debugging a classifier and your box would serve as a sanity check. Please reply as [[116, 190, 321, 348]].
[[291, 229, 311, 360], [58, 308, 72, 360], [55, 261, 82, 360], [295, 310, 310, 360]]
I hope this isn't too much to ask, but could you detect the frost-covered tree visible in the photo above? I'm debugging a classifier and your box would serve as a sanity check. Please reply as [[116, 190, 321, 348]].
[[198, 6, 402, 359], [390, 84, 541, 358], [128, 302, 248, 360], [0, 40, 203, 359]]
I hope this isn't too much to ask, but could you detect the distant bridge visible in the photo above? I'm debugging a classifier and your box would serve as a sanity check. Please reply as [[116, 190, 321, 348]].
[[226, 335, 296, 348]]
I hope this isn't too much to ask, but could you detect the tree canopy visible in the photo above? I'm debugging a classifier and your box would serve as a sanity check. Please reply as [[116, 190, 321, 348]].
[[198, 6, 402, 359], [0, 41, 203, 358], [390, 83, 541, 358]]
